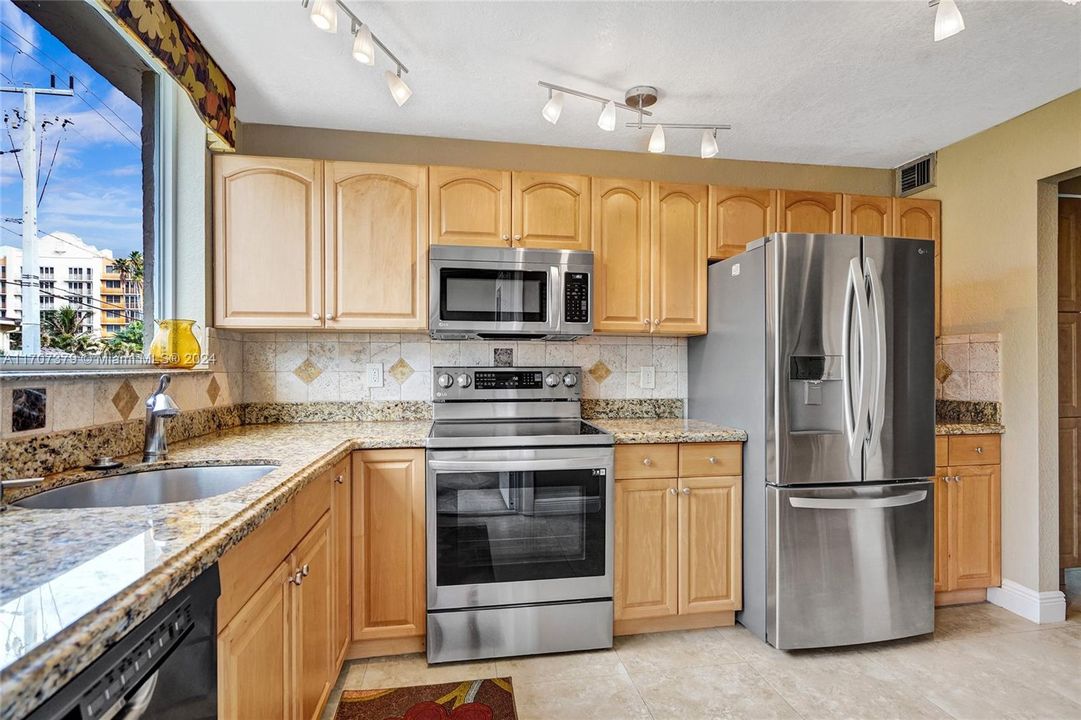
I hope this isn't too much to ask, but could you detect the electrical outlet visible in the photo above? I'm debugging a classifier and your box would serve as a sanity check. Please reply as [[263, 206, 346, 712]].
[[366, 363, 384, 388], [640, 366, 656, 389]]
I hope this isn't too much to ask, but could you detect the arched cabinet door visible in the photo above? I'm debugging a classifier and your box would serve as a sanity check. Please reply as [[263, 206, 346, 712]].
[[652, 182, 707, 335], [429, 166, 511, 247], [708, 186, 777, 260], [511, 171, 591, 250], [593, 177, 651, 334], [324, 162, 428, 330], [842, 194, 893, 235], [214, 155, 324, 328], [776, 190, 842, 234]]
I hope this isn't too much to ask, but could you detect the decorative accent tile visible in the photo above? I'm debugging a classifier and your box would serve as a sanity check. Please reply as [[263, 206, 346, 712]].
[[493, 347, 514, 367], [935, 359, 953, 385], [111, 380, 140, 420], [206, 376, 221, 405], [388, 358, 415, 384], [588, 361, 612, 384], [293, 358, 323, 385], [12, 387, 47, 432]]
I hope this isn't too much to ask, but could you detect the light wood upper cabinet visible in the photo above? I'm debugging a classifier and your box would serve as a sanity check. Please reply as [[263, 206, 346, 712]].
[[324, 162, 428, 330], [842, 194, 893, 235], [429, 166, 512, 247], [331, 458, 351, 671], [614, 476, 679, 621], [948, 465, 1001, 590], [677, 475, 741, 615], [1060, 418, 1081, 569], [892, 197, 942, 336], [512, 171, 591, 250], [1060, 198, 1081, 312], [708, 186, 776, 260], [593, 178, 651, 333], [1061, 312, 1081, 418], [776, 190, 842, 234], [652, 182, 707, 335], [294, 514, 334, 720], [217, 560, 293, 720], [213, 155, 324, 328], [352, 449, 426, 644]]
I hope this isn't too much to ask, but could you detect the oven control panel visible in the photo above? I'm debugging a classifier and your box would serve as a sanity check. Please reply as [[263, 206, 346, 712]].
[[433, 366, 581, 401]]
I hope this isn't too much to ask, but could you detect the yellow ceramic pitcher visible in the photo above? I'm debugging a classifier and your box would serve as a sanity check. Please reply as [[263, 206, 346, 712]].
[[149, 319, 202, 369]]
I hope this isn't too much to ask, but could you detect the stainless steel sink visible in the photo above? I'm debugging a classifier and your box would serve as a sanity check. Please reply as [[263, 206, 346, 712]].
[[12, 464, 278, 509]]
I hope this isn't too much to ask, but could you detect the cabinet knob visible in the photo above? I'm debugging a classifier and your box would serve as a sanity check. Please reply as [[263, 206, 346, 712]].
[[335, 474, 344, 484], [642, 457, 653, 466], [643, 319, 650, 326], [668, 487, 677, 495], [682, 487, 691, 495], [326, 313, 335, 321], [653, 319, 661, 326], [312, 313, 321, 320], [289, 570, 303, 585], [302, 563, 310, 577], [707, 456, 717, 464], [513, 234, 522, 241], [975, 447, 983, 454], [502, 234, 511, 244]]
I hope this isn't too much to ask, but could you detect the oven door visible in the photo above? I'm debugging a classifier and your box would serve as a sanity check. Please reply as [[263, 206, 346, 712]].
[[426, 446, 614, 610], [429, 259, 558, 337]]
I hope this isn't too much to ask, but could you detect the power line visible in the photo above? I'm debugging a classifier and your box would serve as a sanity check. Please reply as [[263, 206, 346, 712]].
[[0, 21, 140, 138], [2, 277, 143, 322]]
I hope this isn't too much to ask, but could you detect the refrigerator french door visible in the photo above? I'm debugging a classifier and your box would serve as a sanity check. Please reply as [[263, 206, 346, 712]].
[[689, 232, 936, 649]]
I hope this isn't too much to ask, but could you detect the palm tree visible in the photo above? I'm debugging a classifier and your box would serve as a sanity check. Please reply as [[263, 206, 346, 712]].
[[41, 305, 101, 354], [113, 250, 144, 290]]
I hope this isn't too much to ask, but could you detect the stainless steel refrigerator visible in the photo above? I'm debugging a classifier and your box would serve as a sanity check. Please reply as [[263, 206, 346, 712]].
[[689, 233, 936, 649]]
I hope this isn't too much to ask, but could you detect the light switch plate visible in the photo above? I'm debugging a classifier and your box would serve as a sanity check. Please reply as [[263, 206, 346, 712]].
[[366, 363, 384, 388], [640, 366, 656, 389]]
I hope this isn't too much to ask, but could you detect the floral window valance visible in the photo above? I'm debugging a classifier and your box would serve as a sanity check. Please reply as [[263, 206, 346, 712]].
[[97, 0, 237, 151]]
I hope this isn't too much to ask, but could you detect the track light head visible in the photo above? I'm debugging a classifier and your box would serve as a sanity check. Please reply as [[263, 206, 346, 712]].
[[542, 90, 564, 124], [648, 124, 666, 153], [386, 68, 412, 106], [700, 129, 719, 159], [597, 100, 617, 132], [309, 0, 338, 32], [352, 24, 375, 65], [932, 0, 964, 41]]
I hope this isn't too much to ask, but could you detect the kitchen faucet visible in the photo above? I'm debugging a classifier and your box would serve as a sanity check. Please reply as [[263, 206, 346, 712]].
[[143, 374, 180, 463]]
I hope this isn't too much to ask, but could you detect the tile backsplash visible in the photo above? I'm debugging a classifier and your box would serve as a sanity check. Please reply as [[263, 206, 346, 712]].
[[234, 332, 689, 404], [935, 333, 1001, 402]]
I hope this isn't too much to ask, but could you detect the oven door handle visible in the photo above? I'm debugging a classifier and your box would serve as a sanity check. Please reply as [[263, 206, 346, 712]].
[[428, 457, 611, 473]]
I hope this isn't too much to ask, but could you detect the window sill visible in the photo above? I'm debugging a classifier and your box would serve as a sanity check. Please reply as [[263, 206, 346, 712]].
[[0, 366, 212, 381]]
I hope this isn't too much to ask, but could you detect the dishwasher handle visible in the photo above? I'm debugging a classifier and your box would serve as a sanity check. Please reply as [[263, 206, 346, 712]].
[[788, 490, 927, 510]]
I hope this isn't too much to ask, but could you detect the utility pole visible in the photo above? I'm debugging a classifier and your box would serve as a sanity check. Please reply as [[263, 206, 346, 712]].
[[1, 79, 73, 355]]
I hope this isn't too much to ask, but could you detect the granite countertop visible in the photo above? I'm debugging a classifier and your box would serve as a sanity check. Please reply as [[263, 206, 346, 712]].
[[0, 420, 430, 720], [935, 423, 1005, 435], [591, 418, 748, 444]]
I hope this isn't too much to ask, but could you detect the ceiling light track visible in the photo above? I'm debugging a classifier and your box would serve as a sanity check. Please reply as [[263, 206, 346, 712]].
[[537, 81, 653, 117], [301, 0, 412, 105]]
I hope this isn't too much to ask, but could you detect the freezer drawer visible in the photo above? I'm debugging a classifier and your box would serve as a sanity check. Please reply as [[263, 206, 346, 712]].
[[766, 480, 934, 649]]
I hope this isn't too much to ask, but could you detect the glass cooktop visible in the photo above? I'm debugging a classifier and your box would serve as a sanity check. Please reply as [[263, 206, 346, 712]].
[[427, 419, 613, 449]]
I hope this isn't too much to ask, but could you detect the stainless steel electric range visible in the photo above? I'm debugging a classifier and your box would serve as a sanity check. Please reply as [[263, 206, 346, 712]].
[[425, 366, 615, 664]]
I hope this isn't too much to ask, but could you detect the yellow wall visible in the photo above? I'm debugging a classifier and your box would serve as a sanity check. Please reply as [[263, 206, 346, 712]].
[[235, 123, 893, 195], [917, 90, 1081, 592]]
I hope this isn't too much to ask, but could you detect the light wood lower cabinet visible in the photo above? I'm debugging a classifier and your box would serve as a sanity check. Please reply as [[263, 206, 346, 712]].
[[294, 514, 334, 720], [614, 442, 742, 634], [330, 457, 351, 671], [351, 449, 426, 656], [933, 434, 1002, 605]]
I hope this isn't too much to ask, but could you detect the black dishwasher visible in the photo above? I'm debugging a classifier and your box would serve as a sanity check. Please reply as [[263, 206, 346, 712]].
[[25, 565, 219, 720]]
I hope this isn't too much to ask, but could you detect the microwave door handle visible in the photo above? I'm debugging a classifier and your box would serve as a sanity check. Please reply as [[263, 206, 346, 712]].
[[429, 457, 612, 473], [550, 266, 561, 330]]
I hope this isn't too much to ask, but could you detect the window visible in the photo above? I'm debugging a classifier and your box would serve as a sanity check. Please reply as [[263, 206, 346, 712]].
[[1, 0, 159, 365]]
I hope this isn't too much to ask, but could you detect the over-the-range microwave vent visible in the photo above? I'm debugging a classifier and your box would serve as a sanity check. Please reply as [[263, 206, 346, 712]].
[[896, 153, 936, 197]]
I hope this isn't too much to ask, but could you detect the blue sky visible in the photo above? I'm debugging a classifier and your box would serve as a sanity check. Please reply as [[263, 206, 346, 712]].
[[0, 0, 142, 258]]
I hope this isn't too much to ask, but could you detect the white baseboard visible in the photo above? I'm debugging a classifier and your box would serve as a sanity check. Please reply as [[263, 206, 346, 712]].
[[987, 579, 1067, 623]]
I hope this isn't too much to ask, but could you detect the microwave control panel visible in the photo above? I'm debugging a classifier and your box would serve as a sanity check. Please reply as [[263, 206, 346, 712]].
[[564, 273, 590, 324]]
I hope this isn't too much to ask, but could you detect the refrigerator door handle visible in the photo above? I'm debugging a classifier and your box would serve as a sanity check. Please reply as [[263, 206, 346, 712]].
[[865, 257, 887, 448], [842, 258, 872, 459], [788, 490, 927, 510]]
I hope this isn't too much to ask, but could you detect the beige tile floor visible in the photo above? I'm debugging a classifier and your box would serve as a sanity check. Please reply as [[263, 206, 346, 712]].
[[322, 589, 1081, 720]]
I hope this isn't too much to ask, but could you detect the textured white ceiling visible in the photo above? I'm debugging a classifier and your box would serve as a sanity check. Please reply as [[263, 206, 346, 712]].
[[173, 0, 1081, 168]]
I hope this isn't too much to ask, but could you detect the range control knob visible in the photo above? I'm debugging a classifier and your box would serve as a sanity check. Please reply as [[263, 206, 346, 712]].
[[456, 373, 472, 388], [544, 373, 560, 388], [437, 373, 454, 389], [562, 373, 578, 388]]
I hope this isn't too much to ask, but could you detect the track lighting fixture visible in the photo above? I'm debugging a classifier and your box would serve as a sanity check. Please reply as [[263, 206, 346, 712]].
[[597, 100, 617, 131], [542, 90, 564, 124], [648, 124, 666, 153], [386, 68, 412, 106], [300, 0, 411, 106], [930, 0, 965, 42], [352, 24, 375, 65], [309, 0, 337, 32], [700, 129, 719, 159]]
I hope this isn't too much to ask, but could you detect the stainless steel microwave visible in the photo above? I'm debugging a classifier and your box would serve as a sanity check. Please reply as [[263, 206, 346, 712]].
[[428, 245, 593, 340]]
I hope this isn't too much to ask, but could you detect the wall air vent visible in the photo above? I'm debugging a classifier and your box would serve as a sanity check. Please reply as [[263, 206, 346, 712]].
[[896, 153, 936, 197]]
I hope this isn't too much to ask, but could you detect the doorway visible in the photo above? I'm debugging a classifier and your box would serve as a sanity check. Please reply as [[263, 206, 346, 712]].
[[1058, 173, 1081, 612]]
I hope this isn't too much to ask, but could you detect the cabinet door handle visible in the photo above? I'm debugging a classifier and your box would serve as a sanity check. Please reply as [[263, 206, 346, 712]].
[[502, 234, 511, 244], [335, 474, 344, 484], [642, 457, 653, 466], [975, 447, 983, 454], [653, 319, 661, 326], [643, 319, 650, 326], [513, 234, 522, 242], [289, 570, 303, 585], [326, 313, 335, 321], [301, 563, 310, 577], [668, 487, 677, 495], [312, 313, 321, 320], [707, 456, 717, 464], [681, 487, 691, 495]]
